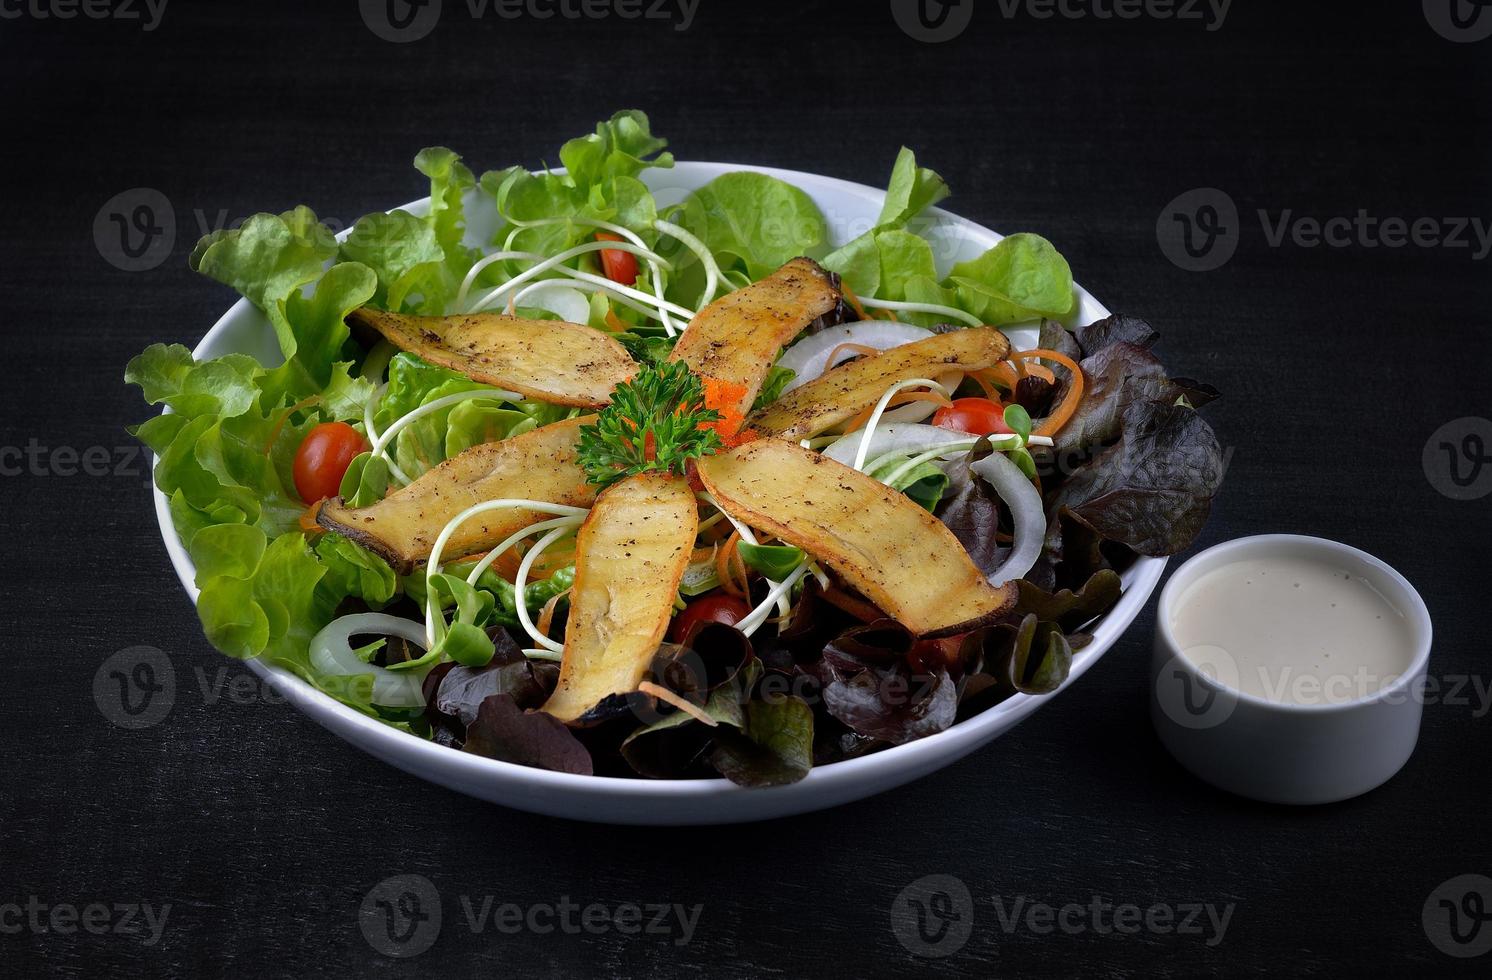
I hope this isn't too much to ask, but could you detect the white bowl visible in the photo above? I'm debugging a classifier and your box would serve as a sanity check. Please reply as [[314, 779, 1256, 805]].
[[1151, 534, 1432, 805], [152, 160, 1166, 824]]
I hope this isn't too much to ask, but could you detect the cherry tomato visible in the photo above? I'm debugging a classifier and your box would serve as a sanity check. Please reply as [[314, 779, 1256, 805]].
[[293, 422, 368, 504], [908, 634, 967, 675], [669, 593, 753, 644], [933, 397, 1013, 436], [595, 232, 638, 286]]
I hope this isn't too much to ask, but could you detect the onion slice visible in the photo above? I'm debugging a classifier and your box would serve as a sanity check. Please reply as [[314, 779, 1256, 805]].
[[823, 423, 974, 468], [778, 322, 934, 391], [310, 613, 431, 708], [509, 281, 592, 324], [969, 451, 1047, 587]]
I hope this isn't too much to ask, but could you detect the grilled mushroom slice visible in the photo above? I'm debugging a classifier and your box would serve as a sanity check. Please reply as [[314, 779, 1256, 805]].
[[348, 307, 636, 408]]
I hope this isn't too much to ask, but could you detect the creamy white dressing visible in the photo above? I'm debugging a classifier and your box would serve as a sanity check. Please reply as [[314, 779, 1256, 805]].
[[1170, 555, 1415, 705]]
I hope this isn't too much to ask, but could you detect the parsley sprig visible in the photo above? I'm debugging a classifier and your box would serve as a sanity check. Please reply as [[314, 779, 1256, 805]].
[[577, 362, 723, 489]]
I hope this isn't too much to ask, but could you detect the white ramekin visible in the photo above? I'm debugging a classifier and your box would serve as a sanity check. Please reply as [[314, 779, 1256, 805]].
[[1150, 534, 1433, 805]]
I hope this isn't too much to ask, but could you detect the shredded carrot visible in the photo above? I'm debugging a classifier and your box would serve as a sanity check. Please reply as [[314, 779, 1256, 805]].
[[821, 342, 880, 378], [265, 395, 323, 455], [535, 587, 572, 638], [839, 280, 871, 321], [716, 531, 746, 597], [603, 307, 628, 333], [986, 362, 1020, 394], [637, 682, 719, 726], [969, 370, 1007, 403], [698, 375, 750, 444], [1019, 361, 1057, 385], [1005, 349, 1086, 437], [819, 586, 883, 623], [298, 504, 324, 535], [843, 390, 953, 434]]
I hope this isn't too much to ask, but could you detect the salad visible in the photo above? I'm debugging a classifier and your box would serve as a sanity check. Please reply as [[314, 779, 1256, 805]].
[[127, 111, 1224, 785]]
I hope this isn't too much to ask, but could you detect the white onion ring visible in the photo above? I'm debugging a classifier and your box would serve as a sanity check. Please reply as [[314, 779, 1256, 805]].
[[778, 322, 934, 391], [969, 451, 1047, 587], [310, 613, 430, 708], [509, 281, 592, 324], [823, 423, 974, 468]]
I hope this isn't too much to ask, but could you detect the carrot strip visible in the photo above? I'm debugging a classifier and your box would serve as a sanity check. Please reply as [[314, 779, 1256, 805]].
[[1004, 349, 1086, 437], [821, 342, 881, 378], [969, 370, 1007, 403], [535, 587, 572, 638], [265, 395, 322, 455], [299, 505, 325, 536], [819, 586, 884, 623], [716, 531, 746, 597], [637, 682, 719, 726], [603, 307, 628, 333], [839, 281, 872, 322]]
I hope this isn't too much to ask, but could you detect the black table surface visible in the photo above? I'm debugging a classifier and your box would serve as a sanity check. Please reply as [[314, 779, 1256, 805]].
[[3, 1, 1490, 976]]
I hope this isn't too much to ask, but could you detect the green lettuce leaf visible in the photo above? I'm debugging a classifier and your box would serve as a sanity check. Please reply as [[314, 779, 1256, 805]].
[[676, 172, 828, 281], [314, 532, 398, 607], [189, 206, 341, 362], [947, 233, 1075, 324]]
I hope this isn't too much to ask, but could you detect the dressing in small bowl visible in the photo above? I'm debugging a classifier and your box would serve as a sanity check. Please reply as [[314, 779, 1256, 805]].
[[1151, 535, 1432, 805]]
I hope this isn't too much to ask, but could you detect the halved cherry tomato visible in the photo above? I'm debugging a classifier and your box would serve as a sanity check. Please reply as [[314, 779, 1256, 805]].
[[595, 232, 638, 286], [908, 635, 966, 674], [932, 397, 1012, 436], [293, 422, 368, 504], [669, 593, 753, 644]]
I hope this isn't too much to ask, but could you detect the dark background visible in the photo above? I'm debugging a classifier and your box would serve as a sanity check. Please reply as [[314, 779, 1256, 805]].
[[3, 0, 1490, 975]]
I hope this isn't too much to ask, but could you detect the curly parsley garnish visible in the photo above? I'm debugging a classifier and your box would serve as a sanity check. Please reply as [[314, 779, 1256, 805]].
[[577, 362, 723, 489]]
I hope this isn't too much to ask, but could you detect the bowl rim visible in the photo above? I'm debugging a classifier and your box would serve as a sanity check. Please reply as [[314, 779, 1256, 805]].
[[151, 159, 1168, 801], [1154, 533, 1433, 715]]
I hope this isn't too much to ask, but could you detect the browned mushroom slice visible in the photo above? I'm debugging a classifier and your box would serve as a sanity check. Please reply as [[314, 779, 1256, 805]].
[[747, 327, 1011, 440], [695, 439, 1015, 637], [541, 474, 698, 724], [317, 417, 596, 574], [668, 257, 843, 418], [347, 307, 635, 408]]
